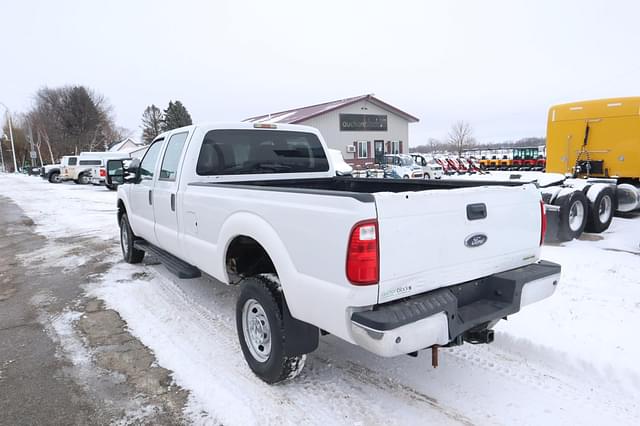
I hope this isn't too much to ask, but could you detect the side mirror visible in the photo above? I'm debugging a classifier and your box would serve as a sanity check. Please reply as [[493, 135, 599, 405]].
[[106, 159, 125, 186], [127, 158, 141, 176]]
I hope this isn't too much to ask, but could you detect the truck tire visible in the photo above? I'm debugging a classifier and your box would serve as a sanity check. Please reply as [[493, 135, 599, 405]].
[[75, 173, 90, 185], [236, 275, 306, 384], [584, 187, 615, 233], [555, 191, 588, 241], [48, 171, 61, 183], [424, 173, 431, 180], [119, 214, 145, 264]]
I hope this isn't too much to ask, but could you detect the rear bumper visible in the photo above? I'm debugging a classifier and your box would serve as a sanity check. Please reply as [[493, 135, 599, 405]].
[[350, 260, 561, 357]]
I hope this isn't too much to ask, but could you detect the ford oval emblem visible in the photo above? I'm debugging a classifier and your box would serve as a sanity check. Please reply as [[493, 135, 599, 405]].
[[465, 233, 488, 248]]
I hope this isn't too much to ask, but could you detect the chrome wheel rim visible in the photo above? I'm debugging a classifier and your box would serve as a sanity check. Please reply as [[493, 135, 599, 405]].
[[569, 200, 585, 232], [52, 173, 61, 183], [242, 299, 271, 362], [598, 195, 612, 223], [120, 221, 129, 255]]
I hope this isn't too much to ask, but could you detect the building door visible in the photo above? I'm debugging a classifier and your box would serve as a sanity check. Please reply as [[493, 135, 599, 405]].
[[374, 140, 384, 164]]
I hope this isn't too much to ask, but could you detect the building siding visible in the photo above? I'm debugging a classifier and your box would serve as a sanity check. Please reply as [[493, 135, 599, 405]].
[[298, 99, 410, 167]]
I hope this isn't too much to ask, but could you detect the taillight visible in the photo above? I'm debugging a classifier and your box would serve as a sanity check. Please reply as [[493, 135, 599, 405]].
[[346, 220, 379, 285], [99, 168, 106, 177], [540, 200, 547, 246]]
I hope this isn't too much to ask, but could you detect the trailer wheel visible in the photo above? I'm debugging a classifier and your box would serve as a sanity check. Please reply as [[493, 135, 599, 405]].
[[585, 187, 615, 233], [555, 191, 588, 241], [236, 275, 306, 384]]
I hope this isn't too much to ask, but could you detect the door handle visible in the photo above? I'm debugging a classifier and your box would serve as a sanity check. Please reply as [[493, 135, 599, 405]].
[[170, 193, 175, 212], [148, 190, 153, 205]]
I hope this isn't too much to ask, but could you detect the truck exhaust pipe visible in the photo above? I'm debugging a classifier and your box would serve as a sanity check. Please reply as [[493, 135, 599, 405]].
[[616, 184, 640, 212]]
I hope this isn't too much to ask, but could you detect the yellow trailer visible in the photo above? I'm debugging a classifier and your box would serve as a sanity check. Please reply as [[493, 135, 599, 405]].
[[546, 97, 640, 182]]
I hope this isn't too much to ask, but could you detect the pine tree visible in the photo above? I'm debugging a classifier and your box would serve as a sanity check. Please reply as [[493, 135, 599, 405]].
[[162, 100, 193, 131], [141, 104, 163, 143]]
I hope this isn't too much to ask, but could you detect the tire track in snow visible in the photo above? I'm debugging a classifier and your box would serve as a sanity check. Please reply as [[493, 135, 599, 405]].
[[94, 263, 469, 425], [445, 344, 639, 423]]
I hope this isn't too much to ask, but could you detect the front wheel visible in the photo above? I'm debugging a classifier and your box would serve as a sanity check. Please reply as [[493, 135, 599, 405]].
[[236, 275, 306, 384], [120, 213, 145, 263], [424, 173, 431, 180]]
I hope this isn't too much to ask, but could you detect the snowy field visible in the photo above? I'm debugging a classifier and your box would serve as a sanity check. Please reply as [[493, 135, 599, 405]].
[[2, 173, 639, 425]]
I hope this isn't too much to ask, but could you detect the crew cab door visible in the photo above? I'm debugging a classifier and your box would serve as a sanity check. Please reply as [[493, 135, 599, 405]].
[[152, 131, 190, 253], [128, 138, 164, 245]]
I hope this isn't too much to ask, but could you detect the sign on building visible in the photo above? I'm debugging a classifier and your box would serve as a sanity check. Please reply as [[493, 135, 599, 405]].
[[339, 114, 388, 131]]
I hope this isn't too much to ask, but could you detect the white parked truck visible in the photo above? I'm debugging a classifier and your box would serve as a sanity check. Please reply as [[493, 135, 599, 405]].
[[107, 122, 561, 384], [57, 152, 130, 184]]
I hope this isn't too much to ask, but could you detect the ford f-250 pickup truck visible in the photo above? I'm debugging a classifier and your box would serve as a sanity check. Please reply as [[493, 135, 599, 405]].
[[107, 122, 561, 384]]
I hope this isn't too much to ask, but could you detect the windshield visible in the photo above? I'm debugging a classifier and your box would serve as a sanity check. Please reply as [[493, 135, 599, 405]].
[[399, 156, 414, 166]]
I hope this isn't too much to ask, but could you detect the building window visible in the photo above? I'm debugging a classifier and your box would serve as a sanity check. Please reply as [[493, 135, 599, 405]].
[[357, 141, 368, 159], [390, 141, 401, 154]]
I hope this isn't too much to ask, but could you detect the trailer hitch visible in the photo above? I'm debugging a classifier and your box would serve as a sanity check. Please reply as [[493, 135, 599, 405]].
[[463, 329, 495, 344]]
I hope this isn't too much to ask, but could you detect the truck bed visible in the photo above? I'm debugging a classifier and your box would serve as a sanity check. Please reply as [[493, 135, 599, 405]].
[[190, 176, 542, 304], [190, 176, 524, 200]]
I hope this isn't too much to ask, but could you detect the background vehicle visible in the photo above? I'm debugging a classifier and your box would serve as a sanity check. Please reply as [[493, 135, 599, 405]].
[[328, 148, 353, 176], [539, 97, 640, 240], [57, 156, 79, 183], [87, 153, 133, 186], [40, 163, 62, 183], [410, 153, 443, 179], [108, 122, 559, 384], [383, 154, 423, 178], [58, 152, 131, 185]]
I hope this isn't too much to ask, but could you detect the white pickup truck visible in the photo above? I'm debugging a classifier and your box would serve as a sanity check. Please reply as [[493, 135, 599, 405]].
[[107, 123, 561, 384]]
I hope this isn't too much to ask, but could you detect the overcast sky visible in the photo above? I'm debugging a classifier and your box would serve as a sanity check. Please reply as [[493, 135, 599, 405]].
[[2, 0, 639, 145]]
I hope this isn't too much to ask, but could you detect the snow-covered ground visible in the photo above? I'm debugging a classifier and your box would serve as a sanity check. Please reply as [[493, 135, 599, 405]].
[[2, 173, 639, 425]]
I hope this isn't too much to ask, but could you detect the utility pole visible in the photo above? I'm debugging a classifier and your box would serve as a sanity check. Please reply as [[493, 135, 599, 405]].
[[0, 102, 18, 173], [0, 134, 5, 172]]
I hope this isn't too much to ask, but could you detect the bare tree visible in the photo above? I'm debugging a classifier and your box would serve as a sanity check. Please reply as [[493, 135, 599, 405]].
[[141, 105, 163, 143], [448, 121, 476, 156], [28, 85, 120, 158]]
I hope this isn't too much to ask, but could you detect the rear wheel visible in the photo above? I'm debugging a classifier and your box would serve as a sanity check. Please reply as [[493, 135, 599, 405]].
[[119, 213, 145, 263], [424, 173, 431, 180], [555, 191, 588, 241], [236, 275, 306, 384], [584, 187, 615, 233], [403, 175, 410, 179], [76, 173, 90, 185]]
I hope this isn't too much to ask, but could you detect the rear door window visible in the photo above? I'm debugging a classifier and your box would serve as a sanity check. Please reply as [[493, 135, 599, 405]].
[[159, 132, 188, 181], [67, 157, 77, 166], [196, 129, 328, 176]]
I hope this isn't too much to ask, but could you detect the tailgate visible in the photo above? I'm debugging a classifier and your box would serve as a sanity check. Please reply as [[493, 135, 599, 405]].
[[375, 184, 542, 303]]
